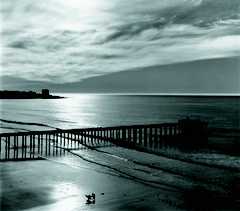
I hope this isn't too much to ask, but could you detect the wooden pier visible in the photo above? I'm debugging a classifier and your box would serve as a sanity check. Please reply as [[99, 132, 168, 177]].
[[0, 119, 208, 161]]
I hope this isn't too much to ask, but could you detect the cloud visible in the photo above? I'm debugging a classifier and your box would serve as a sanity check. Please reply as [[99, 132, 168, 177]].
[[1, 0, 240, 83], [8, 41, 28, 49]]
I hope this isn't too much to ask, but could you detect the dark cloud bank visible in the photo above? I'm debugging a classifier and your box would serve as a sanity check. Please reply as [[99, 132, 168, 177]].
[[2, 57, 240, 94]]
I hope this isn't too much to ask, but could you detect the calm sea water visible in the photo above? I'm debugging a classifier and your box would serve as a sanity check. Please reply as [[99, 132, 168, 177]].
[[0, 94, 240, 133]]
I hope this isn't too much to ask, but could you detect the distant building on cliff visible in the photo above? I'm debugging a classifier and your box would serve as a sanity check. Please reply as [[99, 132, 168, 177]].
[[0, 89, 63, 99], [41, 89, 50, 97]]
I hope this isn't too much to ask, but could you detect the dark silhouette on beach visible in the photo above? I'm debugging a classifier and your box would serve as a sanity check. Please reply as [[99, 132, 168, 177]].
[[85, 193, 96, 204]]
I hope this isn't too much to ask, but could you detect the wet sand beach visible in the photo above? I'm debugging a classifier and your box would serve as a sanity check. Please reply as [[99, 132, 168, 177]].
[[1, 158, 177, 211], [1, 145, 240, 211]]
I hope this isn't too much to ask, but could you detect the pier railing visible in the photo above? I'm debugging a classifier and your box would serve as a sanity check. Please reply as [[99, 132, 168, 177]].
[[0, 119, 208, 161]]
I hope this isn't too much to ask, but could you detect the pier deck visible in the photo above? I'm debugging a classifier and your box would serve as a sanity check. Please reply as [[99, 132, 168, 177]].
[[0, 119, 208, 161]]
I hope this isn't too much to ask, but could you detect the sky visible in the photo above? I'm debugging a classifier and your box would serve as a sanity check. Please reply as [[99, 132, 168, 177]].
[[1, 0, 240, 85]]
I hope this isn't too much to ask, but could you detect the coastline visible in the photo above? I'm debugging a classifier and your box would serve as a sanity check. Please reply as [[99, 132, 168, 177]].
[[0, 96, 64, 99], [1, 157, 177, 211], [1, 143, 240, 211], [0, 90, 64, 99]]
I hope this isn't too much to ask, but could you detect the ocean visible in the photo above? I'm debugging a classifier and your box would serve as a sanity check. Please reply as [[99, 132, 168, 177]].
[[1, 94, 240, 210], [0, 94, 240, 133]]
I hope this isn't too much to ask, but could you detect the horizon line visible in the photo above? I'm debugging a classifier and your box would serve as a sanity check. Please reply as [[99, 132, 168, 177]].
[[54, 92, 240, 97]]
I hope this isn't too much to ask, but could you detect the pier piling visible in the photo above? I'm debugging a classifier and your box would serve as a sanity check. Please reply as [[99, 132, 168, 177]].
[[0, 119, 207, 161]]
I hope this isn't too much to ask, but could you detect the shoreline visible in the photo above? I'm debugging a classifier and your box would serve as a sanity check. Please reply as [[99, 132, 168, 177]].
[[0, 96, 64, 99], [0, 90, 64, 99], [1, 143, 240, 210], [1, 157, 177, 211]]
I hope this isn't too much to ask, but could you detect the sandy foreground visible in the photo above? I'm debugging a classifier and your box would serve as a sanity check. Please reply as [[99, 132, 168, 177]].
[[1, 158, 178, 211], [1, 146, 240, 211]]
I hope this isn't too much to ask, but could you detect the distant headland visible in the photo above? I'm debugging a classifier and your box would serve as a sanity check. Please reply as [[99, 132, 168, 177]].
[[0, 89, 64, 99]]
